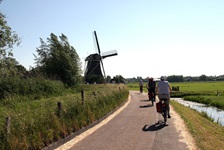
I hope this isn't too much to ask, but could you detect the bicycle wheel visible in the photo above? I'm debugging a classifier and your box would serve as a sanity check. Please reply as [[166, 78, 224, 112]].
[[162, 103, 167, 123], [151, 98, 154, 106]]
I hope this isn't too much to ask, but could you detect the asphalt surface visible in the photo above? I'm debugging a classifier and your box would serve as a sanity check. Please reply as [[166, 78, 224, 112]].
[[60, 91, 189, 150]]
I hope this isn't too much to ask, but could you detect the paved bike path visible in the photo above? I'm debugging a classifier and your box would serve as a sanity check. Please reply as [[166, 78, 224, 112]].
[[60, 91, 189, 150]]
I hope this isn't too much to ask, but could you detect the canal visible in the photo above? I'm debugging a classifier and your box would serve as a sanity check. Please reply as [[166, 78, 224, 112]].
[[172, 98, 224, 126]]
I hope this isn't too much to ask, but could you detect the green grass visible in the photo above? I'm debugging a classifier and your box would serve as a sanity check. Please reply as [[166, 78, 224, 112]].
[[128, 81, 224, 93], [171, 81, 224, 96], [127, 82, 148, 92], [171, 100, 224, 150], [183, 95, 224, 110], [0, 84, 129, 150], [171, 81, 224, 92], [127, 81, 224, 109]]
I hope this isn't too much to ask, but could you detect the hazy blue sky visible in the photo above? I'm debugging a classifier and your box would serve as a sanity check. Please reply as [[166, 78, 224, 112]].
[[1, 0, 224, 78]]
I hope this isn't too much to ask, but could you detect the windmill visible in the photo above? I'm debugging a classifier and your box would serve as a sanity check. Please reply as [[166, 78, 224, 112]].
[[84, 31, 118, 84]]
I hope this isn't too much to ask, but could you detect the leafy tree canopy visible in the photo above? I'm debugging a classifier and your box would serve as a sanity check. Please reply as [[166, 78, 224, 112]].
[[0, 2, 21, 78], [0, 12, 20, 60], [106, 75, 111, 83], [112, 75, 125, 83], [34, 33, 82, 86]]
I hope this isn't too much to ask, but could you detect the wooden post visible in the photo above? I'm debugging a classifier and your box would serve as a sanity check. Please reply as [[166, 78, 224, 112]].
[[81, 90, 84, 106], [57, 102, 62, 118], [6, 117, 11, 134]]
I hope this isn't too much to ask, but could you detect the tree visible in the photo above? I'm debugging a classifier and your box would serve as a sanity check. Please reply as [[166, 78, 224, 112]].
[[85, 74, 104, 84], [34, 33, 82, 86], [199, 74, 207, 81], [167, 75, 184, 82], [106, 75, 111, 83], [0, 5, 21, 78], [0, 12, 20, 60], [112, 75, 125, 83]]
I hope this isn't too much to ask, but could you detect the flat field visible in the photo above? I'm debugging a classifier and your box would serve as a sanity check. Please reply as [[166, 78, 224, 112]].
[[128, 81, 224, 93], [127, 81, 224, 109]]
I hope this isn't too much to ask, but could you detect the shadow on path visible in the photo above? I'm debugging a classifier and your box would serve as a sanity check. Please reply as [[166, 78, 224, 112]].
[[142, 121, 168, 132], [140, 99, 154, 108], [140, 99, 150, 102], [139, 104, 154, 108], [136, 92, 144, 94]]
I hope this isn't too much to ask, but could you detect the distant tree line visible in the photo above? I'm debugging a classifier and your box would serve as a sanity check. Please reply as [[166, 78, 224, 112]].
[[167, 75, 224, 82], [126, 74, 224, 83]]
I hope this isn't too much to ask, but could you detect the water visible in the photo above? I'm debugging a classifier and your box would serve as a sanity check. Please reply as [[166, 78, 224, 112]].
[[172, 98, 224, 126]]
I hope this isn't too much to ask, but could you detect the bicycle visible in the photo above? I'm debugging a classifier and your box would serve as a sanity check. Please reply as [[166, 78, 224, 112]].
[[156, 98, 168, 125], [148, 90, 155, 106], [140, 86, 143, 93]]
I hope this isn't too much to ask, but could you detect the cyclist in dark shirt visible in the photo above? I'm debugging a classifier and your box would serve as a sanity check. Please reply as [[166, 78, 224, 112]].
[[147, 77, 156, 101]]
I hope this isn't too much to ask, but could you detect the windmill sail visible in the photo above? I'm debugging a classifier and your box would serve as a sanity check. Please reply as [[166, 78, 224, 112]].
[[101, 50, 118, 59], [93, 31, 106, 78], [93, 31, 101, 54]]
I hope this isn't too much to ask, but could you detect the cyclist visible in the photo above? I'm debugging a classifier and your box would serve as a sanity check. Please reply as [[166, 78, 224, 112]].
[[156, 76, 172, 118], [147, 77, 156, 101], [139, 79, 144, 93]]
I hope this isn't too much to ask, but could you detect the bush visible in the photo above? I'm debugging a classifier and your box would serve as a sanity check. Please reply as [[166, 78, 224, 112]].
[[0, 77, 66, 103]]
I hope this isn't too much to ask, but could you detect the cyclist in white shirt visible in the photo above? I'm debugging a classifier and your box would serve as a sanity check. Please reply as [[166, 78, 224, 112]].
[[156, 76, 172, 118]]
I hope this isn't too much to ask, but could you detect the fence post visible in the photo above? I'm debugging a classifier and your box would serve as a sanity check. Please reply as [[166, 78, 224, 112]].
[[57, 102, 62, 118], [81, 90, 84, 107], [6, 117, 11, 134]]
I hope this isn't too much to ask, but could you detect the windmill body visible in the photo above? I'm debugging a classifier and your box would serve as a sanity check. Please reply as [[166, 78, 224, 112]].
[[84, 53, 103, 79], [84, 31, 117, 84]]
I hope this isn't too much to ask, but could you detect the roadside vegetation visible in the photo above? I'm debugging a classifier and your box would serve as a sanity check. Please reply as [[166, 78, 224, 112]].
[[0, 84, 129, 149], [171, 100, 224, 150]]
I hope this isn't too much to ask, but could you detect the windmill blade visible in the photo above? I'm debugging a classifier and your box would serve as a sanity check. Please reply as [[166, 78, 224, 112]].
[[93, 31, 101, 54], [83, 60, 87, 75], [100, 59, 106, 78], [101, 50, 118, 59]]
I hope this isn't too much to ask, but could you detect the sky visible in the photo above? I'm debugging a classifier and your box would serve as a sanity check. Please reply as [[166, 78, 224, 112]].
[[1, 0, 224, 78]]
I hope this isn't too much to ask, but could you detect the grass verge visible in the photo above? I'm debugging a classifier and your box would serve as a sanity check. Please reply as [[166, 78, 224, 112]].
[[170, 100, 224, 150]]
